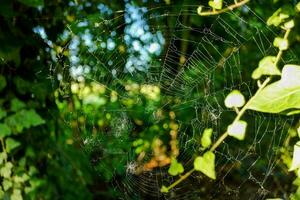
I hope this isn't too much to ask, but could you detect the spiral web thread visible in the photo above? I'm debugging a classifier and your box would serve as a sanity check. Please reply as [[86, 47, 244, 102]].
[[50, 2, 299, 200]]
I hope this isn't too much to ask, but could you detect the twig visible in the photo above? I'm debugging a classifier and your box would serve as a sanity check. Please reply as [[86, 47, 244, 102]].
[[198, 0, 250, 16], [164, 168, 195, 191]]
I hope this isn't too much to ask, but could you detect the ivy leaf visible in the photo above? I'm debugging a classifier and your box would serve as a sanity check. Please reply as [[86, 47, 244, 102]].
[[194, 151, 216, 179], [3, 179, 13, 191], [227, 120, 247, 140], [11, 189, 23, 200], [11, 98, 26, 112], [5, 138, 21, 153], [267, 5, 295, 27], [208, 0, 223, 10], [201, 128, 213, 148], [248, 65, 300, 114], [0, 152, 7, 165], [273, 37, 288, 50], [296, 2, 300, 12], [224, 90, 245, 108], [168, 159, 184, 176], [0, 108, 7, 120], [160, 185, 169, 193], [251, 56, 281, 79], [0, 123, 12, 138], [290, 141, 300, 171], [0, 75, 6, 92], [0, 162, 13, 178], [5, 109, 45, 133], [197, 6, 203, 15], [283, 20, 295, 29]]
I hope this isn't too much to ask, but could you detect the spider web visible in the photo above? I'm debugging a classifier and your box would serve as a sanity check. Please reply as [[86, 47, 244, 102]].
[[51, 1, 298, 199]]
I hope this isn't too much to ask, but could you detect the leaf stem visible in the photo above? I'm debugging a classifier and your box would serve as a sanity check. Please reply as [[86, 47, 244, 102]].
[[165, 168, 195, 191], [274, 28, 291, 65], [198, 0, 250, 16], [210, 77, 271, 151]]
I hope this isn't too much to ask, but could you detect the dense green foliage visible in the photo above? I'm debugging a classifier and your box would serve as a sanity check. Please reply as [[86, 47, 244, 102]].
[[0, 0, 300, 199]]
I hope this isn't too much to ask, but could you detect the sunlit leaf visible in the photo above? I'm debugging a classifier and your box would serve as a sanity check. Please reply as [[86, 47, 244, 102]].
[[267, 5, 295, 27], [201, 128, 213, 148], [160, 185, 169, 193], [273, 37, 288, 50], [249, 65, 300, 114], [0, 152, 7, 165], [3, 179, 13, 191], [227, 120, 247, 140], [194, 151, 216, 179], [224, 90, 245, 108], [290, 141, 300, 171], [168, 159, 184, 176], [283, 20, 295, 29], [297, 2, 300, 12], [11, 189, 23, 200], [197, 6, 203, 15], [0, 162, 13, 178], [252, 56, 281, 79], [208, 0, 223, 10]]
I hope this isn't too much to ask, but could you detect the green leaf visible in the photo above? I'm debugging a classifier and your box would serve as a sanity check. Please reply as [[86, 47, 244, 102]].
[[224, 90, 245, 108], [0, 162, 13, 178], [3, 179, 12, 191], [0, 189, 4, 199], [248, 65, 300, 114], [168, 159, 184, 176], [201, 128, 213, 148], [11, 98, 26, 112], [290, 141, 300, 171], [197, 6, 203, 15], [160, 185, 169, 193], [5, 138, 21, 153], [0, 75, 6, 92], [0, 108, 7, 120], [283, 20, 295, 29], [194, 151, 216, 179], [0, 152, 7, 165], [267, 6, 295, 27], [227, 120, 247, 140], [296, 2, 300, 12], [5, 109, 45, 133], [273, 37, 288, 50], [252, 56, 281, 79], [18, 0, 44, 7], [11, 189, 23, 200], [208, 0, 223, 10], [0, 123, 12, 138]]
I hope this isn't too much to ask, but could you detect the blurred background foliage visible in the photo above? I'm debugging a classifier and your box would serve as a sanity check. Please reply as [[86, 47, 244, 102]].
[[0, 0, 300, 199]]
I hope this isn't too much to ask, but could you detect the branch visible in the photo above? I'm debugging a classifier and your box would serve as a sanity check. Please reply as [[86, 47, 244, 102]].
[[198, 0, 250, 16]]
